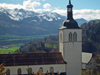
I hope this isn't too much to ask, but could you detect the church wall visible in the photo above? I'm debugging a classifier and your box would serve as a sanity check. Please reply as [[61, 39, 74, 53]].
[[64, 42, 82, 75], [59, 29, 64, 54], [64, 29, 82, 75], [59, 28, 82, 75], [63, 29, 82, 42], [5, 64, 66, 75]]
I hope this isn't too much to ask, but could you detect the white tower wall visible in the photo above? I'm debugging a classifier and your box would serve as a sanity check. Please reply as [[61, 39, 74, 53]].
[[59, 28, 82, 75]]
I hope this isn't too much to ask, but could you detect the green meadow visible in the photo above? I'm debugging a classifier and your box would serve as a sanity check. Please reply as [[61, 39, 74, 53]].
[[0, 35, 48, 46], [0, 34, 49, 54], [0, 47, 19, 54]]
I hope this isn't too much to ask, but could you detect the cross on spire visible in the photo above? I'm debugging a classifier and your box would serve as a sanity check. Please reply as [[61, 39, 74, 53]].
[[67, 0, 73, 19], [69, 0, 71, 4], [67, 0, 73, 8]]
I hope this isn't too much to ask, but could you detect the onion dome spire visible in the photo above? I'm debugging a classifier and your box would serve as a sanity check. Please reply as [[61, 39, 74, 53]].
[[60, 0, 80, 29]]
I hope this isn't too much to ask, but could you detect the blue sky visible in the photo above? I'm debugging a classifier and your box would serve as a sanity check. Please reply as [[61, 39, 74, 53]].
[[0, 0, 100, 20], [0, 0, 100, 9]]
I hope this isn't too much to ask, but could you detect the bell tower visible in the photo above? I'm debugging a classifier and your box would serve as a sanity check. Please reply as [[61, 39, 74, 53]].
[[59, 0, 82, 75]]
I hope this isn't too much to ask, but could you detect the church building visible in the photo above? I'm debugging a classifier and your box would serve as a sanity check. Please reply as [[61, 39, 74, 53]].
[[0, 0, 92, 75], [59, 0, 82, 75]]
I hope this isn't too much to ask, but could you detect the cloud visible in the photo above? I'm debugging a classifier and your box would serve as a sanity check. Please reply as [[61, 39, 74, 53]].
[[52, 8, 67, 16], [73, 9, 100, 20], [23, 0, 41, 9], [0, 0, 100, 20], [22, 0, 41, 12], [42, 3, 51, 12], [0, 0, 41, 12], [34, 9, 42, 13], [0, 3, 23, 9], [43, 9, 51, 12], [52, 8, 100, 20], [43, 3, 51, 9]]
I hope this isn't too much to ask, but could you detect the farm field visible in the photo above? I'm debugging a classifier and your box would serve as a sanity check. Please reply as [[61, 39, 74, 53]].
[[0, 47, 20, 54], [0, 34, 49, 54], [0, 34, 48, 46]]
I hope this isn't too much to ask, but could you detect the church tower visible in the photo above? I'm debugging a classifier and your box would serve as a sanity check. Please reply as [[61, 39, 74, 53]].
[[59, 0, 82, 75]]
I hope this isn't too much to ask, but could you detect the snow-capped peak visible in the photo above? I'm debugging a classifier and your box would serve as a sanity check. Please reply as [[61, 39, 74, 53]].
[[0, 7, 62, 21], [7, 8, 38, 20], [38, 12, 62, 21]]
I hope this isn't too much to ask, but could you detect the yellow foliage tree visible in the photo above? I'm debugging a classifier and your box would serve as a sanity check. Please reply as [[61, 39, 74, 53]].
[[32, 69, 57, 75], [0, 64, 8, 75]]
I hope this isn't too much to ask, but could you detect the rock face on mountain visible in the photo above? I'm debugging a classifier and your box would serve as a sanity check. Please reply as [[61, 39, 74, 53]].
[[0, 7, 86, 36], [81, 20, 100, 53]]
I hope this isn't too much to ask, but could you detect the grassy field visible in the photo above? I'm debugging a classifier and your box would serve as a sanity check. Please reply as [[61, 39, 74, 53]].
[[0, 34, 49, 54], [0, 35, 48, 42], [0, 47, 20, 54], [0, 34, 49, 46]]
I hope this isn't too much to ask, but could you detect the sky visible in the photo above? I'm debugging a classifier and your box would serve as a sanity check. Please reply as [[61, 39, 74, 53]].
[[0, 0, 100, 20]]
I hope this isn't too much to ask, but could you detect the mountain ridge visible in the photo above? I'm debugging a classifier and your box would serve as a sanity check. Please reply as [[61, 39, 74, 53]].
[[0, 7, 87, 36]]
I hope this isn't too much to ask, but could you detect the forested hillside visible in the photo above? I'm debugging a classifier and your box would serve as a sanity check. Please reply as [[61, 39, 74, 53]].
[[15, 19, 100, 54], [15, 35, 59, 53], [81, 19, 100, 53]]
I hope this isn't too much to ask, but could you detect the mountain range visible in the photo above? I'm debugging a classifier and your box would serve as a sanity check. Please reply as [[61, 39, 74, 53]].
[[0, 7, 100, 54], [0, 7, 87, 36]]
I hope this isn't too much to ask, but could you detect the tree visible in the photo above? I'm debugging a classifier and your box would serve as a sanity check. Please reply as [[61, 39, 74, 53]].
[[0, 63, 8, 75]]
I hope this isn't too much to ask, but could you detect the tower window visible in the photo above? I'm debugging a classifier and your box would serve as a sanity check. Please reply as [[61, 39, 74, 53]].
[[6, 69, 10, 75], [50, 67, 54, 73], [28, 68, 32, 74], [39, 67, 43, 73], [18, 68, 21, 75], [69, 32, 72, 42], [73, 32, 77, 42]]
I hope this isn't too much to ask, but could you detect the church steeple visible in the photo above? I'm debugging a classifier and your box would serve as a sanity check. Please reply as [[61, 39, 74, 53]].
[[69, 0, 71, 4], [67, 0, 73, 19], [60, 0, 79, 29], [68, 0, 72, 6], [69, 0, 72, 5], [59, 1, 82, 75]]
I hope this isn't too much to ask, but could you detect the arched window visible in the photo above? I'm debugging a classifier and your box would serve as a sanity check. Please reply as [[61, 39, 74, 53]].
[[50, 67, 54, 73], [28, 68, 32, 74], [18, 68, 21, 75], [6, 69, 10, 75], [73, 32, 77, 42], [69, 32, 72, 42], [39, 67, 43, 73]]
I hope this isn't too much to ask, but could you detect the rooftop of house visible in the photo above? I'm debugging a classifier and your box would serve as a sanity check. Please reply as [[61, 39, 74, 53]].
[[0, 52, 66, 66], [82, 52, 92, 64]]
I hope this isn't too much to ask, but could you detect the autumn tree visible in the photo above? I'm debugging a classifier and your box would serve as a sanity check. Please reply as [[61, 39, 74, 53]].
[[0, 63, 8, 75]]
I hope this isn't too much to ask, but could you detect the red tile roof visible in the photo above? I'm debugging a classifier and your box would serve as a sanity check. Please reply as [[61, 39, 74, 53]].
[[0, 52, 66, 66]]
